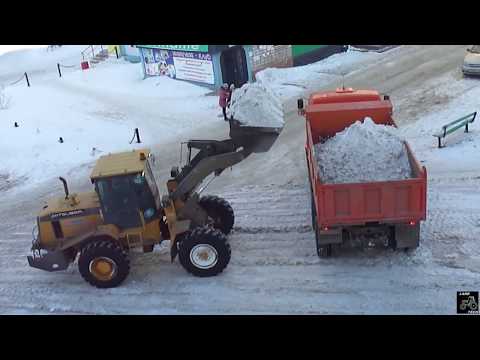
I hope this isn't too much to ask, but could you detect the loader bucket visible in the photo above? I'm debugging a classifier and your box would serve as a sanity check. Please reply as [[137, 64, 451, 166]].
[[229, 119, 283, 154]]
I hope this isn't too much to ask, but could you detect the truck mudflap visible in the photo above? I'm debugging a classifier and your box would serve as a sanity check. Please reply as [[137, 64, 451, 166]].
[[393, 223, 420, 250], [316, 227, 343, 245], [27, 250, 71, 272]]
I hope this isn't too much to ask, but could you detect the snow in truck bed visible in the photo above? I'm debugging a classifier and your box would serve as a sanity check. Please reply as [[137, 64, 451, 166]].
[[314, 118, 412, 184]]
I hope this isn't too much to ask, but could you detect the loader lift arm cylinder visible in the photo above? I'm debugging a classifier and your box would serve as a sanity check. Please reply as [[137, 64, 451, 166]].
[[170, 140, 251, 201], [169, 120, 281, 202]]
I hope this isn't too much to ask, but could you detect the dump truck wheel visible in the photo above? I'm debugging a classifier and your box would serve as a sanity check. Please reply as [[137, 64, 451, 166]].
[[310, 190, 316, 230], [199, 195, 235, 235], [178, 226, 231, 277], [317, 244, 333, 258], [311, 200, 331, 257], [78, 239, 130, 288]]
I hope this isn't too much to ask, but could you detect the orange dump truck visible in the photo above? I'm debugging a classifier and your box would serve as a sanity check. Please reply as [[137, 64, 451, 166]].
[[298, 88, 427, 257]]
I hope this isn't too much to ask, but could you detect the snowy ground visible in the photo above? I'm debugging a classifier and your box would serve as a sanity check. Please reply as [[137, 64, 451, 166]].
[[0, 48, 218, 193], [255, 46, 406, 101], [1, 45, 479, 314]]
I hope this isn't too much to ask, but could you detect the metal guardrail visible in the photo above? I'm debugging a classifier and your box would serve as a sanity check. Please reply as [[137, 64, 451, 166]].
[[81, 45, 105, 61], [433, 111, 476, 148]]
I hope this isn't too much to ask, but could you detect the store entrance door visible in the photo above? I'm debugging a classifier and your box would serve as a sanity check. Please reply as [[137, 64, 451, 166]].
[[220, 46, 249, 88]]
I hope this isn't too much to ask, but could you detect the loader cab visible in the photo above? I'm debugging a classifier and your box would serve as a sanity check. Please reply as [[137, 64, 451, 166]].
[[90, 149, 161, 230]]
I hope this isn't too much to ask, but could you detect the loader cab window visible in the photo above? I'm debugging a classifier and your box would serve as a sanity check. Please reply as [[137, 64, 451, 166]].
[[95, 169, 160, 228], [131, 172, 158, 221], [144, 160, 161, 210], [95, 176, 142, 229]]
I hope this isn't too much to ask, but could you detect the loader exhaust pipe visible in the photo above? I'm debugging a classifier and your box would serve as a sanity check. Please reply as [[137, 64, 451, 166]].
[[59, 177, 69, 199]]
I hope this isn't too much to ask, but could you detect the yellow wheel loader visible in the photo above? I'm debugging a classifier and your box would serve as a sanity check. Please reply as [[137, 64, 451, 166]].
[[27, 120, 281, 288]]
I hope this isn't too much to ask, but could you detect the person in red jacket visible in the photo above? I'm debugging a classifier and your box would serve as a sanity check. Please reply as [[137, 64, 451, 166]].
[[218, 83, 230, 121]]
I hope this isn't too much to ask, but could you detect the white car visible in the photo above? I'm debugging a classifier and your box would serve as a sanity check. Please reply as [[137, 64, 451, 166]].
[[462, 45, 480, 76]]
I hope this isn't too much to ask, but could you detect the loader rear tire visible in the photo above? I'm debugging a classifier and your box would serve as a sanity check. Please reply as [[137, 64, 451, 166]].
[[199, 195, 234, 235], [178, 226, 231, 277], [78, 239, 130, 289]]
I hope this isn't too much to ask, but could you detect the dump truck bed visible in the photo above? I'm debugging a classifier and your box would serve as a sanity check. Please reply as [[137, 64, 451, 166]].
[[304, 91, 427, 229]]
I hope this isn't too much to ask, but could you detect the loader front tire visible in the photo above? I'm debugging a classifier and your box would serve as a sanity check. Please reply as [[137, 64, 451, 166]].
[[199, 195, 234, 235], [78, 239, 130, 289], [178, 226, 231, 277]]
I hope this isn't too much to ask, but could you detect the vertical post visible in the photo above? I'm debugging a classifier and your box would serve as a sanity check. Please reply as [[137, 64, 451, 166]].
[[25, 72, 30, 87], [135, 128, 141, 143], [438, 137, 442, 149], [465, 122, 469, 133], [57, 63, 62, 78], [115, 46, 119, 59]]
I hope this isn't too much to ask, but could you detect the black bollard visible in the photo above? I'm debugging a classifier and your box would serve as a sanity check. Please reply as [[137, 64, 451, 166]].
[[135, 128, 141, 143], [14, 122, 18, 128], [57, 63, 62, 78], [59, 137, 64, 143], [115, 46, 119, 59]]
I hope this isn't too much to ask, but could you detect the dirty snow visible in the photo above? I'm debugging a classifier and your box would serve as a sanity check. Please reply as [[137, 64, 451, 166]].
[[396, 71, 480, 180], [315, 118, 412, 183], [228, 82, 284, 128], [255, 46, 406, 101]]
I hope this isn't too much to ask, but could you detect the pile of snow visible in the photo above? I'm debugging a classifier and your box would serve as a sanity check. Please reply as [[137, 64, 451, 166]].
[[228, 82, 284, 128], [315, 118, 412, 184], [255, 47, 405, 101]]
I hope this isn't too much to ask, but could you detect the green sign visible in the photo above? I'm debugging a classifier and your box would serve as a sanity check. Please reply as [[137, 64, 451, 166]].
[[138, 45, 208, 52], [292, 45, 327, 58]]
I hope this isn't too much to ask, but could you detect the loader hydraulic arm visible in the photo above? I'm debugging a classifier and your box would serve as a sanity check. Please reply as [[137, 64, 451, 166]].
[[169, 138, 251, 201], [168, 120, 281, 202]]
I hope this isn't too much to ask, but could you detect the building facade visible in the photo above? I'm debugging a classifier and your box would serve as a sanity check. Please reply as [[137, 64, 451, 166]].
[[108, 45, 142, 63], [136, 45, 347, 89]]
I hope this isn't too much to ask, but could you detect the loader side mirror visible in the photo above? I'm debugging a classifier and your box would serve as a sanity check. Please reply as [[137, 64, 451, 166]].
[[171, 166, 179, 178], [297, 98, 304, 110], [297, 99, 306, 116]]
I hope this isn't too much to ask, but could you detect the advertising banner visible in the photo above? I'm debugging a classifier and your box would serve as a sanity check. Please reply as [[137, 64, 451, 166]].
[[172, 51, 214, 84], [143, 48, 214, 85]]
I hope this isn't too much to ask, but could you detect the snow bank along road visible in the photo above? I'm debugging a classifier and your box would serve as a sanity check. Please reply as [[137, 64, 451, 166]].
[[1, 45, 478, 314]]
